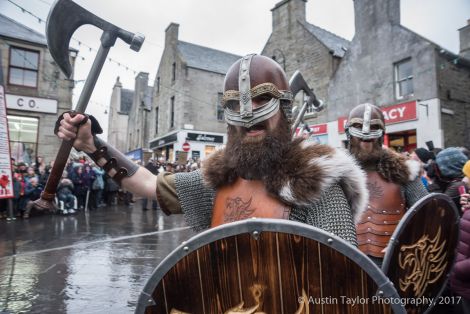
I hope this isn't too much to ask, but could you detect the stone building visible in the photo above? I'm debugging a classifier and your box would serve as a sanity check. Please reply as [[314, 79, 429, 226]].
[[262, 0, 350, 128], [107, 77, 133, 152], [0, 13, 75, 164], [326, 0, 470, 150], [149, 23, 240, 162]]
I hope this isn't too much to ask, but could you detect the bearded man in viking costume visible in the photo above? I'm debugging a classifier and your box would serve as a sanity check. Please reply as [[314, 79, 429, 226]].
[[346, 103, 428, 265], [56, 54, 367, 244]]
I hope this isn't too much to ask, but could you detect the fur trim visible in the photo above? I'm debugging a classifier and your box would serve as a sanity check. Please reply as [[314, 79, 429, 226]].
[[405, 159, 421, 181], [294, 143, 368, 223], [202, 140, 368, 223], [376, 149, 412, 185]]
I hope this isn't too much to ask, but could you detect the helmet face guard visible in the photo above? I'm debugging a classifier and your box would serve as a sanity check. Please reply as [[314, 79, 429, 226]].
[[222, 54, 292, 128], [346, 103, 385, 141]]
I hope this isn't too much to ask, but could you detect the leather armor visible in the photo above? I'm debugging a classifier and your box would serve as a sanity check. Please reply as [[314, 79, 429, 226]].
[[356, 171, 406, 258], [211, 178, 291, 227]]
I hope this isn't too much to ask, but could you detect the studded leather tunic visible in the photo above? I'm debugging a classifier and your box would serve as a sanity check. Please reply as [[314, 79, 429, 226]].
[[356, 171, 406, 258]]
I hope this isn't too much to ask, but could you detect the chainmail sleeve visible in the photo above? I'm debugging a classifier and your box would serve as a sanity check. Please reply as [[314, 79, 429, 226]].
[[290, 183, 358, 246], [403, 177, 429, 208], [174, 170, 215, 232]]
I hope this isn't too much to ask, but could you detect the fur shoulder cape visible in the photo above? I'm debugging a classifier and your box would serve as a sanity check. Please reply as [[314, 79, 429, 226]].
[[377, 148, 421, 185], [201, 139, 368, 223]]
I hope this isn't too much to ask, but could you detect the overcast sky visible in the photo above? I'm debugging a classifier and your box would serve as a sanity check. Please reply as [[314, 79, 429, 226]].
[[1, 0, 469, 139]]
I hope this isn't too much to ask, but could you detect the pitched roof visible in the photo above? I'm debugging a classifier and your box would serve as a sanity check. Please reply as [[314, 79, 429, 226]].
[[177, 41, 241, 74], [0, 13, 47, 46], [120, 89, 134, 114], [301, 21, 350, 57]]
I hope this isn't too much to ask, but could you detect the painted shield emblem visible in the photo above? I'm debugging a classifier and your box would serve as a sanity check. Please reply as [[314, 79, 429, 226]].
[[136, 219, 405, 314], [382, 193, 460, 314]]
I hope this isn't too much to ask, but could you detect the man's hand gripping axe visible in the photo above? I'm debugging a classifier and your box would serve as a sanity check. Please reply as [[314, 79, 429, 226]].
[[289, 70, 325, 139], [35, 0, 144, 210]]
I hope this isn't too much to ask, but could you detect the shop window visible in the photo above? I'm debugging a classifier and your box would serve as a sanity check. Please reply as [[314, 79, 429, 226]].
[[394, 58, 413, 99], [8, 47, 39, 88], [217, 92, 224, 121], [8, 115, 38, 165]]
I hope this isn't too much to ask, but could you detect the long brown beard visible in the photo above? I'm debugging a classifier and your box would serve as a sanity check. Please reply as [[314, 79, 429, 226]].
[[349, 139, 383, 169], [224, 115, 291, 180]]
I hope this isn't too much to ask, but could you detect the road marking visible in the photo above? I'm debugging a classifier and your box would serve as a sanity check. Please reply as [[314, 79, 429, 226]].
[[0, 226, 191, 260]]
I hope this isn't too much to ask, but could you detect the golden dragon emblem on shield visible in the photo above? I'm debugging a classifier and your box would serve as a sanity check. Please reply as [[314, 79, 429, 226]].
[[398, 226, 448, 297]]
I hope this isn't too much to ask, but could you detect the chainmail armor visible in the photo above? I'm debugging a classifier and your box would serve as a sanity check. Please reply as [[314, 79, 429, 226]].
[[402, 177, 429, 207], [175, 171, 357, 245], [174, 170, 215, 232]]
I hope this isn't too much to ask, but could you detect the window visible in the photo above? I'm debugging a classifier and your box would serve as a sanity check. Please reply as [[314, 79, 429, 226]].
[[172, 62, 176, 82], [8, 47, 39, 88], [170, 96, 175, 128], [217, 93, 224, 121], [8, 115, 38, 165], [395, 58, 413, 99], [155, 107, 159, 134], [156, 77, 160, 93]]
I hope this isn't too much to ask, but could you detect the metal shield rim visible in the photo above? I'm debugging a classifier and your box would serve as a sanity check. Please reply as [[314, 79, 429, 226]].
[[135, 218, 405, 314], [381, 192, 460, 313]]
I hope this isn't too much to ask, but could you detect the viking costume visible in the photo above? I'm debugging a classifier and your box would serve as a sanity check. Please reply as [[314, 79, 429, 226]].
[[346, 103, 428, 260], [68, 55, 368, 246], [155, 55, 368, 245]]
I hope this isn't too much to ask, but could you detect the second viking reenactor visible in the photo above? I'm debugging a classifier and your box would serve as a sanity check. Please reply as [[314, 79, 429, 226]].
[[345, 103, 428, 265], [55, 54, 368, 244]]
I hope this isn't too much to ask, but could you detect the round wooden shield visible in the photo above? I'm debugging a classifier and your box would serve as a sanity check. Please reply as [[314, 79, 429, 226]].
[[136, 219, 405, 314], [382, 193, 460, 314]]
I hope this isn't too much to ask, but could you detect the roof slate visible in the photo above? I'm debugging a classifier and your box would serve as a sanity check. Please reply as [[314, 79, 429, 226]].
[[301, 21, 350, 57], [0, 13, 47, 46], [177, 41, 241, 74]]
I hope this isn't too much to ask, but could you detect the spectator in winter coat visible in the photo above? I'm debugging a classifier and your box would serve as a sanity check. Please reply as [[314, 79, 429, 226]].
[[70, 166, 88, 210], [449, 160, 470, 313], [91, 166, 105, 209], [435, 147, 469, 211], [22, 177, 44, 218], [57, 171, 76, 214]]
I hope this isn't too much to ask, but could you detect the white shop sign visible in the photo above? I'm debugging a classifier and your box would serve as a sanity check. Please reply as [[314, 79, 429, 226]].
[[5, 94, 58, 114]]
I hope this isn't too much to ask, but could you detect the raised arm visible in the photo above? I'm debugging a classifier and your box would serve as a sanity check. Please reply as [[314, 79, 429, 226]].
[[56, 112, 157, 200]]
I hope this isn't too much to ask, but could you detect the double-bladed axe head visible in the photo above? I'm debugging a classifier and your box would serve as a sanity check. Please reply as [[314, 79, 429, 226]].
[[289, 70, 324, 112], [46, 0, 144, 78]]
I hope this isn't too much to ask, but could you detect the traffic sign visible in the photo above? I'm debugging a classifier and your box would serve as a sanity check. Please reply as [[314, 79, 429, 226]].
[[182, 142, 190, 152]]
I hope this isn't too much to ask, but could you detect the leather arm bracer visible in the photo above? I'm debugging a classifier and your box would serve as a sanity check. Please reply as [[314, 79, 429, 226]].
[[87, 136, 139, 185]]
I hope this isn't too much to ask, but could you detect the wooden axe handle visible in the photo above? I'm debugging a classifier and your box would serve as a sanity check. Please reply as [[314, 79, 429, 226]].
[[40, 139, 75, 202]]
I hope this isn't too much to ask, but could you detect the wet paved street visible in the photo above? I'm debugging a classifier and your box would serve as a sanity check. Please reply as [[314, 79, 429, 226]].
[[0, 202, 195, 314]]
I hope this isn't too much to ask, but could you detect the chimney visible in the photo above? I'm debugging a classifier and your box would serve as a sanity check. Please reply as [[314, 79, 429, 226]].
[[271, 0, 307, 31], [165, 23, 179, 48], [354, 0, 400, 37], [114, 76, 122, 88], [459, 19, 470, 60], [135, 72, 149, 108]]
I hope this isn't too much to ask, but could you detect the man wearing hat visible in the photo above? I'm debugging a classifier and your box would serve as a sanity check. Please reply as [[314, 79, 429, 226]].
[[345, 103, 428, 266], [55, 54, 368, 244], [434, 147, 469, 210]]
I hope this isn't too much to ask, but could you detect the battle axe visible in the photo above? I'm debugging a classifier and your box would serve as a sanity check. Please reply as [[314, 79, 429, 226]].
[[35, 0, 144, 210], [289, 70, 324, 137]]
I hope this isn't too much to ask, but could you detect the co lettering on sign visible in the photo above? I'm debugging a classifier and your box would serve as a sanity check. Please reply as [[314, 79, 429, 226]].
[[17, 98, 37, 109]]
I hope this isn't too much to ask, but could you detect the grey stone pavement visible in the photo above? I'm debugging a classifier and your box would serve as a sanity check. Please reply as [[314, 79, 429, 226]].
[[0, 201, 195, 314]]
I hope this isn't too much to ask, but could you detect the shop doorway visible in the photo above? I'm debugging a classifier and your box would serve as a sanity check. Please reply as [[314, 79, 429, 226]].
[[385, 130, 417, 153]]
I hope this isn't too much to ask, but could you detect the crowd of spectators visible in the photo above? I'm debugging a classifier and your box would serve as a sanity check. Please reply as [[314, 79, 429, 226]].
[[0, 155, 201, 220]]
